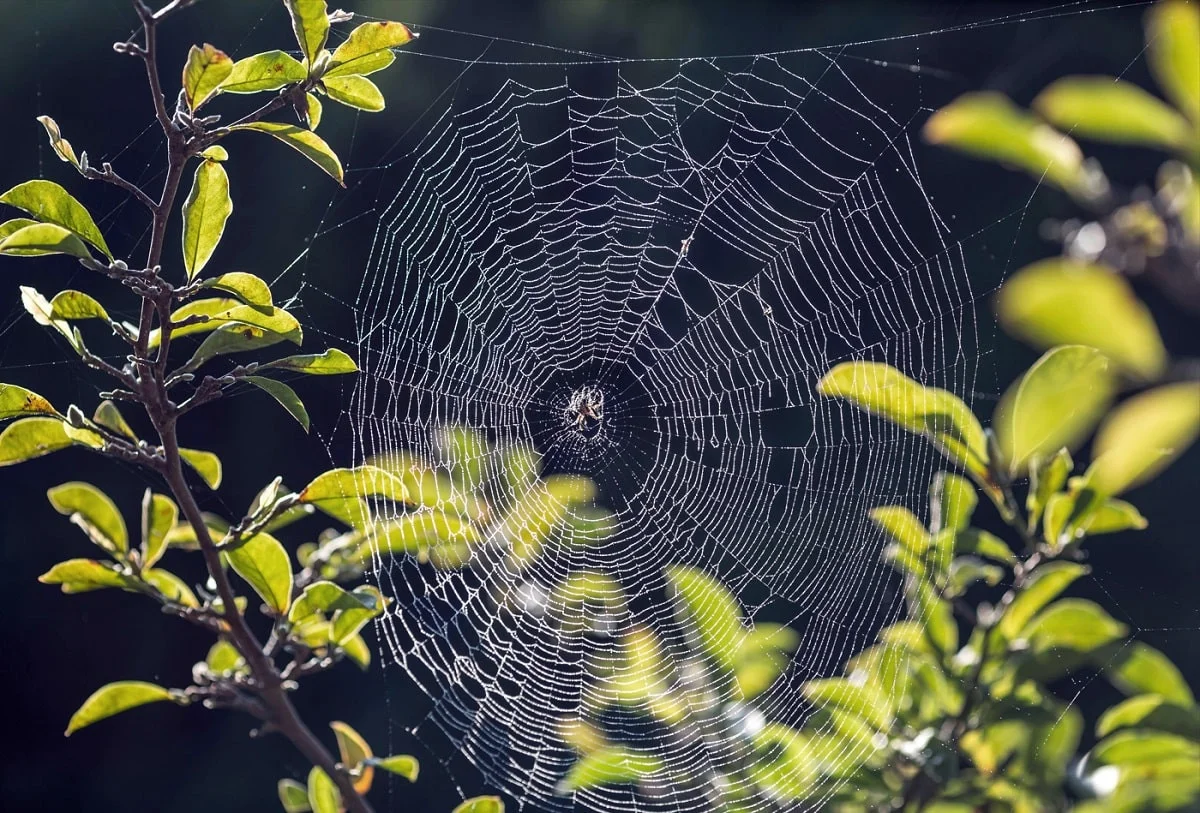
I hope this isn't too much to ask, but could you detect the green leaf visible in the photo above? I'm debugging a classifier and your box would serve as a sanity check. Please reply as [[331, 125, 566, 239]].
[[230, 122, 344, 186], [330, 585, 385, 644], [246, 376, 310, 431], [454, 799, 505, 813], [1025, 598, 1128, 653], [996, 259, 1166, 381], [200, 145, 228, 162], [1160, 160, 1200, 241], [48, 481, 128, 554], [65, 681, 174, 735], [183, 323, 289, 371], [1081, 498, 1148, 535], [993, 346, 1115, 476], [303, 92, 323, 130], [143, 568, 199, 607], [225, 532, 293, 614], [141, 490, 177, 569], [262, 348, 358, 376], [181, 158, 232, 280], [0, 417, 79, 465], [20, 285, 85, 353], [818, 361, 989, 478], [1091, 730, 1200, 766], [49, 290, 110, 322], [1146, 0, 1200, 123], [330, 721, 374, 794], [206, 639, 245, 675], [1104, 642, 1195, 705], [322, 74, 385, 111], [182, 43, 233, 109], [93, 401, 136, 440], [277, 778, 311, 813], [1087, 382, 1200, 496], [327, 20, 414, 77], [930, 471, 976, 533], [288, 580, 354, 622], [305, 766, 339, 813], [666, 566, 745, 669], [362, 510, 480, 566], [923, 91, 1102, 201], [870, 505, 930, 553], [0, 217, 37, 242], [1027, 448, 1072, 528], [0, 179, 111, 258], [0, 222, 92, 260], [996, 562, 1090, 640], [150, 298, 302, 347], [342, 633, 371, 669], [1034, 76, 1192, 152], [802, 677, 892, 731], [38, 558, 137, 594], [299, 465, 408, 506], [284, 0, 329, 65], [953, 528, 1016, 565], [556, 746, 661, 794], [370, 755, 419, 782], [1098, 695, 1200, 739], [37, 116, 81, 170], [0, 383, 57, 421], [220, 50, 306, 94], [180, 447, 223, 489], [203, 272, 273, 308]]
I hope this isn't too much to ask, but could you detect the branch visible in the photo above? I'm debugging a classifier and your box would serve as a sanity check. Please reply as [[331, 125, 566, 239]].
[[83, 162, 158, 211]]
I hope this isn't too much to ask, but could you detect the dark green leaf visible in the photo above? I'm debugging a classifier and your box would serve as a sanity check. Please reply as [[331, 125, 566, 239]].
[[65, 681, 174, 735], [182, 43, 233, 109], [181, 157, 232, 280], [246, 376, 310, 431], [230, 122, 344, 186], [0, 179, 111, 258]]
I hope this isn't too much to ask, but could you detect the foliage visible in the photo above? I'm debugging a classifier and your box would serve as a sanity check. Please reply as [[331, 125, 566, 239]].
[[558, 2, 1200, 810], [0, 1, 499, 811]]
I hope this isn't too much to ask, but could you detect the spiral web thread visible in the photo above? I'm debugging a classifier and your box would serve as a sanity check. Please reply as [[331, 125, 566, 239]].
[[343, 31, 989, 813]]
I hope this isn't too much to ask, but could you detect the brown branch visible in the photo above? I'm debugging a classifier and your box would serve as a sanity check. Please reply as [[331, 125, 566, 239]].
[[83, 162, 158, 210]]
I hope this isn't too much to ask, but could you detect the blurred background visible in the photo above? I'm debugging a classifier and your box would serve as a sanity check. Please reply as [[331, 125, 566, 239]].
[[0, 1, 1195, 810]]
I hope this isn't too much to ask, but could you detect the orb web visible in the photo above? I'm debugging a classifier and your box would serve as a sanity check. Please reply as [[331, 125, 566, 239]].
[[344, 33, 985, 813]]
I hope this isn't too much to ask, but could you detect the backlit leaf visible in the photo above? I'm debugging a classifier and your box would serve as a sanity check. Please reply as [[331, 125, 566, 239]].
[[930, 471, 976, 532], [666, 566, 745, 670], [1034, 76, 1191, 152], [322, 74, 384, 111], [180, 447, 223, 489], [203, 271, 273, 308], [306, 766, 340, 813], [284, 0, 329, 65], [0, 383, 57, 421], [330, 721, 374, 794], [0, 417, 75, 465], [370, 754, 418, 782], [38, 558, 137, 594], [1025, 598, 1127, 653], [246, 376, 310, 431], [37, 116, 81, 170], [149, 298, 302, 347], [181, 158, 232, 280], [1146, 0, 1200, 123], [996, 562, 1089, 639], [556, 746, 660, 793], [1087, 382, 1200, 495], [0, 222, 92, 260], [143, 568, 199, 608], [48, 481, 128, 553], [183, 323, 289, 371], [303, 92, 323, 130], [1098, 695, 1200, 739], [65, 681, 174, 735], [261, 348, 357, 375], [277, 778, 311, 813], [49, 290, 110, 322], [0, 179, 111, 258], [328, 20, 413, 77], [299, 465, 408, 505], [231, 122, 344, 186], [225, 532, 293, 614], [1104, 641, 1194, 705], [141, 491, 178, 569], [220, 50, 306, 94], [182, 43, 233, 109]]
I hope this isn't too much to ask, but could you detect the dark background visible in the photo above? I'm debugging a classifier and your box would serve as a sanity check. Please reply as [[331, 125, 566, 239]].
[[1, 1, 1196, 811]]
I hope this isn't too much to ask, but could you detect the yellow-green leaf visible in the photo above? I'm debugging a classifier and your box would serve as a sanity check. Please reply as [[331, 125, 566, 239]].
[[924, 91, 1100, 202], [37, 115, 81, 170], [65, 681, 174, 736], [246, 376, 309, 431], [184, 323, 288, 371], [996, 561, 1090, 639], [225, 532, 293, 614], [342, 632, 371, 670], [200, 145, 229, 162], [322, 74, 384, 111], [330, 721, 374, 794], [996, 259, 1166, 381], [453, 799, 504, 813], [306, 766, 339, 813], [1034, 76, 1192, 152], [1105, 641, 1194, 705], [19, 285, 84, 352], [181, 447, 223, 489], [0, 179, 111, 258], [149, 298, 302, 347], [181, 158, 232, 280], [220, 50, 306, 94], [48, 481, 128, 553], [261, 348, 357, 375], [993, 346, 1115, 475], [666, 566, 745, 670], [303, 92, 323, 130], [38, 558, 136, 594], [1026, 598, 1127, 653], [0, 383, 57, 421], [285, 0, 330, 65], [1087, 382, 1200, 495], [182, 43, 233, 109], [299, 465, 408, 505], [143, 568, 199, 607], [278, 778, 311, 813], [231, 122, 344, 186], [1146, 0, 1200, 123], [370, 754, 418, 782], [141, 490, 177, 569], [0, 416, 75, 465], [203, 271, 273, 308], [49, 290, 110, 322], [93, 400, 137, 440], [557, 746, 660, 794], [0, 217, 37, 242], [328, 20, 414, 77], [0, 222, 92, 260]]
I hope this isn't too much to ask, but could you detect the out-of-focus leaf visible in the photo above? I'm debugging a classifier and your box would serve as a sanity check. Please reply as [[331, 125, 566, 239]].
[[556, 746, 661, 794], [180, 447, 223, 489], [220, 51, 306, 94], [181, 157, 232, 280], [0, 222, 92, 259], [182, 43, 232, 109], [48, 481, 128, 554], [870, 505, 930, 553], [37, 116, 81, 170], [327, 20, 414, 77], [203, 272, 273, 308], [930, 471, 976, 533], [1104, 641, 1195, 705], [363, 510, 479, 564], [206, 639, 245, 676], [330, 721, 373, 794], [322, 74, 385, 111], [140, 491, 178, 569], [923, 92, 1100, 201], [818, 361, 988, 478], [246, 376, 310, 432], [1087, 382, 1200, 496], [284, 0, 329, 65], [1091, 730, 1200, 766], [1027, 448, 1072, 528], [277, 778, 311, 813], [49, 290, 110, 322], [666, 566, 745, 670], [342, 632, 371, 670], [231, 122, 344, 186], [1159, 160, 1200, 240], [1025, 598, 1127, 653], [65, 681, 174, 735], [996, 259, 1166, 381], [305, 766, 339, 813], [946, 556, 1004, 596], [1034, 76, 1192, 151], [370, 754, 419, 782], [0, 179, 111, 258], [993, 346, 1115, 475], [454, 798, 505, 813], [995, 562, 1089, 640], [261, 348, 358, 375], [953, 528, 1016, 565], [0, 383, 57, 421], [1146, 0, 1200, 123], [38, 559, 137, 594], [802, 677, 892, 731], [225, 532, 293, 614], [1081, 498, 1147, 535], [1097, 695, 1200, 739]]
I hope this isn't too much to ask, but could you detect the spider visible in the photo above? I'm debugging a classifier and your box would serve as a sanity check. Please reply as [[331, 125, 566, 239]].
[[565, 386, 604, 435]]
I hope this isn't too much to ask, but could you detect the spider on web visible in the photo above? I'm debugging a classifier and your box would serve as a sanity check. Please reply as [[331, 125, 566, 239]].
[[564, 385, 604, 438]]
